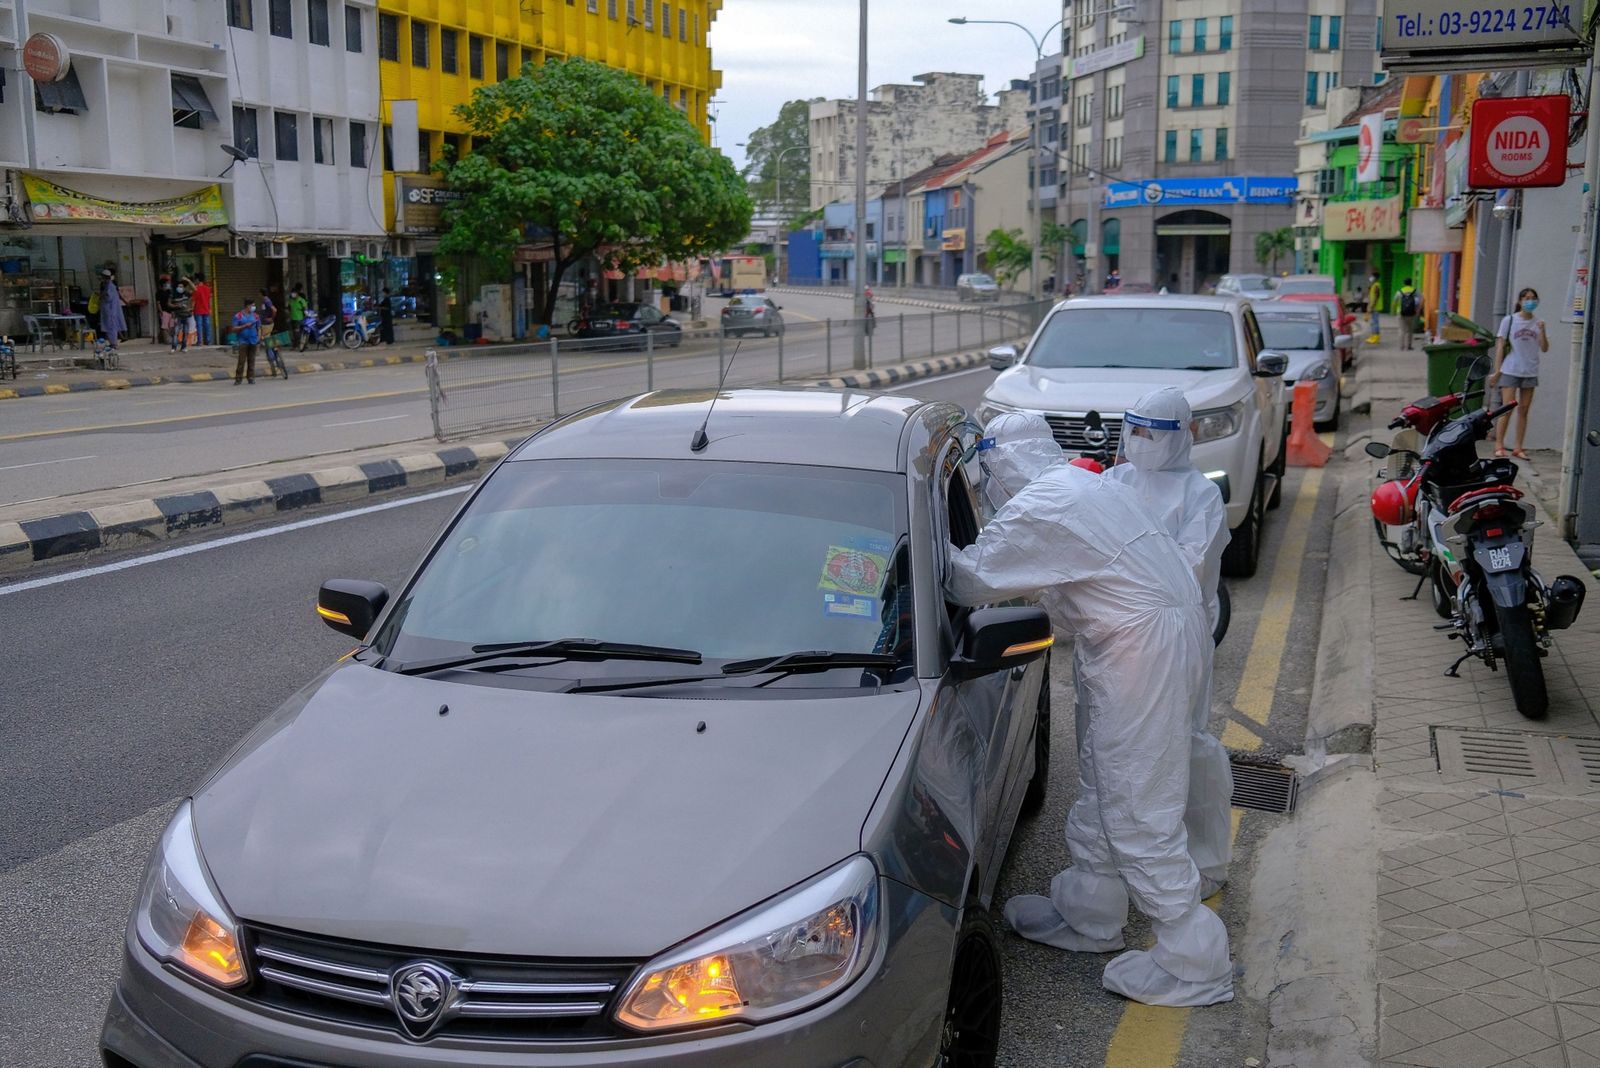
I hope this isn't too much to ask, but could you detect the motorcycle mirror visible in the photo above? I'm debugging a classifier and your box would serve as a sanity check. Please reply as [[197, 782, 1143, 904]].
[[1365, 441, 1393, 459]]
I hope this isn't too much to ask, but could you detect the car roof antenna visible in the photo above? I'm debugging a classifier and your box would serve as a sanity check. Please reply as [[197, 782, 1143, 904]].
[[691, 337, 744, 452]]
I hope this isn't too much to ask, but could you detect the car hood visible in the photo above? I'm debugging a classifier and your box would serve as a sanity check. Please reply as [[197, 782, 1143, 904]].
[[985, 364, 1245, 415], [194, 664, 920, 958]]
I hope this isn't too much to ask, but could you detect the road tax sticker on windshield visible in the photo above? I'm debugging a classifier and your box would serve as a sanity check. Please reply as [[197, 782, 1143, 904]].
[[823, 592, 879, 619], [819, 542, 890, 597]]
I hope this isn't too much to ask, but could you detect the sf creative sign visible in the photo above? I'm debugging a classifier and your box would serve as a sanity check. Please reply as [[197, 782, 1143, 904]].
[[1468, 94, 1570, 188], [1382, 0, 1589, 72], [1323, 196, 1405, 241], [1102, 176, 1297, 210]]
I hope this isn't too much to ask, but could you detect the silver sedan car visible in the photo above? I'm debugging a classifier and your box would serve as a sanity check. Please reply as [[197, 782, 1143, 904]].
[[1254, 303, 1348, 430], [956, 273, 1001, 302], [102, 389, 1053, 1068]]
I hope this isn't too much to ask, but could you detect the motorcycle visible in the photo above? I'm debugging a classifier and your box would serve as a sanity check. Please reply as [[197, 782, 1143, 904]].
[[299, 311, 340, 351], [1367, 402, 1587, 718], [341, 310, 376, 350]]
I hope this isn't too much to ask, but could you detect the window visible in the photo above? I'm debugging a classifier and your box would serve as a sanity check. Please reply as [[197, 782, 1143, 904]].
[[643, 0, 653, 28], [588, 0, 597, 10], [662, 3, 671, 35], [411, 20, 429, 67], [350, 120, 367, 166], [1166, 75, 1179, 108], [1315, 167, 1339, 195], [679, 8, 687, 38], [418, 129, 430, 170], [443, 131, 463, 159], [1194, 17, 1207, 50], [378, 13, 398, 60], [1076, 91, 1093, 126], [1071, 142, 1088, 175], [313, 116, 334, 164], [1215, 127, 1228, 160], [1308, 15, 1321, 48], [1164, 129, 1177, 162], [627, 0, 636, 20], [171, 74, 218, 129], [1217, 71, 1230, 105], [694, 13, 700, 42], [382, 123, 393, 171], [269, 0, 292, 37], [1107, 83, 1123, 118], [1329, 15, 1342, 48], [469, 35, 484, 78], [1192, 73, 1205, 106], [607, 0, 617, 17], [228, 0, 253, 30], [1306, 71, 1319, 105], [1169, 19, 1182, 53], [1219, 15, 1233, 50], [440, 27, 458, 72], [1189, 128, 1202, 161], [678, 88, 687, 110], [1103, 135, 1122, 169], [522, 47, 532, 69], [344, 4, 362, 51], [275, 111, 299, 161], [1325, 70, 1340, 91], [307, 0, 329, 45], [233, 106, 260, 156], [496, 41, 510, 80], [33, 63, 86, 114]]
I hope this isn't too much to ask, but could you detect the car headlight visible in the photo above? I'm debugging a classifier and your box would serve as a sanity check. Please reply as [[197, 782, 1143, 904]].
[[1192, 400, 1247, 444], [615, 855, 879, 1032], [975, 400, 1019, 426], [135, 800, 246, 989], [1301, 362, 1332, 381]]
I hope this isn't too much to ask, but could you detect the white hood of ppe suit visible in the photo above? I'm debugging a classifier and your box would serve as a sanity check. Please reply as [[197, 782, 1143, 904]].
[[979, 411, 1065, 511]]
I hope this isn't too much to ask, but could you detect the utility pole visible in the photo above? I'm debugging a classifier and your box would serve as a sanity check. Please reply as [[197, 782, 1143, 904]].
[[852, 0, 870, 369]]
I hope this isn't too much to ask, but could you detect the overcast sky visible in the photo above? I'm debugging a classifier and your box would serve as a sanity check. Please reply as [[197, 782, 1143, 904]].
[[709, 0, 1061, 173]]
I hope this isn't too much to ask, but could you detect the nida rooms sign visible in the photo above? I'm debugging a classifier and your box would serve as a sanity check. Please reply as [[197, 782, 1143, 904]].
[[1468, 94, 1571, 188]]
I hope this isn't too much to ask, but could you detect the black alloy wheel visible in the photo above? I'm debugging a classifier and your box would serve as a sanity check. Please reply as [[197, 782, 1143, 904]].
[[937, 911, 1002, 1067]]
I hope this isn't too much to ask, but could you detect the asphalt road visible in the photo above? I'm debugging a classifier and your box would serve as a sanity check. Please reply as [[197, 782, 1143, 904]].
[[0, 366, 1335, 1067], [0, 289, 1030, 509]]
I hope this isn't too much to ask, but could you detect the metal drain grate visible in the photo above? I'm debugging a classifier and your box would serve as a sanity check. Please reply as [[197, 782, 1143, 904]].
[[1229, 761, 1299, 814], [1432, 726, 1600, 784], [1450, 731, 1537, 777]]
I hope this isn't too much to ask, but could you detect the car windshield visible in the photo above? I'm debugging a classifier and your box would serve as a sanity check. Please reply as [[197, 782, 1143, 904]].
[[595, 303, 640, 318], [1257, 318, 1325, 350], [1026, 306, 1238, 370], [373, 459, 912, 673], [967, 274, 996, 285], [1274, 277, 1334, 296]]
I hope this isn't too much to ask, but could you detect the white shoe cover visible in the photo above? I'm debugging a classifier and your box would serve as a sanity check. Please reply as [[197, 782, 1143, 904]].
[[1003, 894, 1126, 952], [1050, 866, 1130, 943], [1101, 906, 1233, 1007]]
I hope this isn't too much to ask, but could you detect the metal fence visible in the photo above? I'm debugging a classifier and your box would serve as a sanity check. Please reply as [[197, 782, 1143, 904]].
[[425, 300, 1053, 441]]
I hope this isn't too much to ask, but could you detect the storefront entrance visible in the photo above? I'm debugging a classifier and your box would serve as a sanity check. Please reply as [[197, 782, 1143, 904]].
[[1155, 210, 1232, 293]]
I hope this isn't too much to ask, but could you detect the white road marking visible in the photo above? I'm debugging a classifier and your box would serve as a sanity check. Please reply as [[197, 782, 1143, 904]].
[[322, 414, 411, 428], [0, 485, 471, 597], [0, 454, 97, 472], [881, 365, 995, 391]]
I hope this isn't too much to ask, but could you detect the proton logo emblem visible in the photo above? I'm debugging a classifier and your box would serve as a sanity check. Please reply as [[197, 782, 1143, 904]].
[[391, 961, 459, 1040]]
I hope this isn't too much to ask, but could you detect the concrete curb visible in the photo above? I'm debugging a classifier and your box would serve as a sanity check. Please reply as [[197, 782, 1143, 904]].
[[808, 349, 987, 390], [1304, 458, 1378, 758]]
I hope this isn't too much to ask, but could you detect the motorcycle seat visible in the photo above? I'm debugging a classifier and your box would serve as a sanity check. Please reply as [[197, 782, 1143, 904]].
[[1448, 484, 1524, 515]]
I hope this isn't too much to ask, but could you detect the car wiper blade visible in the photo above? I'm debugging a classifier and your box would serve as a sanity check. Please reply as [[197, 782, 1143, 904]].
[[395, 639, 703, 676], [721, 650, 901, 676]]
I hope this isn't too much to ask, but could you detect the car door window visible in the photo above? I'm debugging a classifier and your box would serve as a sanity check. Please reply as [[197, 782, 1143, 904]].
[[1241, 309, 1264, 371], [940, 451, 981, 629]]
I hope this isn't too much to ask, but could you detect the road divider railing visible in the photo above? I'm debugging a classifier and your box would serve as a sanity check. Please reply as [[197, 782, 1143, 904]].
[[425, 300, 1054, 441]]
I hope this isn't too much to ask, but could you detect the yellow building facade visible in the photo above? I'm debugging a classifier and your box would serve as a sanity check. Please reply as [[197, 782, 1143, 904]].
[[376, 0, 723, 231]]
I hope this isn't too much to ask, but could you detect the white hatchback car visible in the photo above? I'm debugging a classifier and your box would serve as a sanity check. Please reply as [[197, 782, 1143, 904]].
[[977, 295, 1290, 577]]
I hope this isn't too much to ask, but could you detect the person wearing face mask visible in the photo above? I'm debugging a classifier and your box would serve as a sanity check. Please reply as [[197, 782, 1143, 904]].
[[1492, 287, 1548, 460], [1107, 387, 1231, 898], [953, 412, 1232, 1007]]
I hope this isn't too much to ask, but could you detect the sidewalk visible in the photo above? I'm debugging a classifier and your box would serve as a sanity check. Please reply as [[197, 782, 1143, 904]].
[[1274, 336, 1600, 1067]]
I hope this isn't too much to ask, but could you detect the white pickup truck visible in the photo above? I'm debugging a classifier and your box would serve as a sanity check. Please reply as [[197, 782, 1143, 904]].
[[976, 294, 1290, 577]]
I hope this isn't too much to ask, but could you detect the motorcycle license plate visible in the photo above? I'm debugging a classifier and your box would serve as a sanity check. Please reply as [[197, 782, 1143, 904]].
[[1488, 546, 1514, 570]]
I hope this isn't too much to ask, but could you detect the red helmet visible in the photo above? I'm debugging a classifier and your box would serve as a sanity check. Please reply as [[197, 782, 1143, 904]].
[[1069, 457, 1105, 474], [1371, 478, 1419, 526]]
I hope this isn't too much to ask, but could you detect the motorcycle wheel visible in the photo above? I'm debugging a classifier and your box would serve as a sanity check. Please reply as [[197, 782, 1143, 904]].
[[1494, 602, 1549, 719], [1373, 517, 1429, 576], [318, 331, 336, 350], [1213, 583, 1232, 646], [342, 328, 362, 350], [1429, 562, 1454, 620]]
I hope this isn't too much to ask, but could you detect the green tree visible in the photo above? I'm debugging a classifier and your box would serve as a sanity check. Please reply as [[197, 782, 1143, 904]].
[[1039, 220, 1072, 271], [1255, 227, 1295, 274], [438, 58, 752, 324], [984, 228, 1033, 288], [740, 98, 818, 225]]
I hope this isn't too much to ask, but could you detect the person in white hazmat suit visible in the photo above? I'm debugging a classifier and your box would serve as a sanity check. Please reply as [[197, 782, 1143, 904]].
[[951, 412, 1232, 1007], [1108, 387, 1233, 898]]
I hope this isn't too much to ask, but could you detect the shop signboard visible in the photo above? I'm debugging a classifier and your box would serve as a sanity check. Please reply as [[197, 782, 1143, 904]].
[[1467, 94, 1570, 188], [1323, 196, 1405, 240], [21, 175, 227, 225], [23, 33, 71, 83], [1296, 196, 1325, 228], [1444, 139, 1471, 226], [1070, 37, 1145, 78], [394, 176, 466, 235], [1357, 114, 1385, 184], [941, 230, 966, 251], [1381, 0, 1591, 72], [1102, 176, 1297, 209], [1406, 207, 1466, 251]]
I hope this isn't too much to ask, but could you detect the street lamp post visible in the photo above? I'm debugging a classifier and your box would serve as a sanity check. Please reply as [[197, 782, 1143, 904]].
[[950, 16, 1064, 303], [739, 141, 809, 283], [852, 0, 869, 370]]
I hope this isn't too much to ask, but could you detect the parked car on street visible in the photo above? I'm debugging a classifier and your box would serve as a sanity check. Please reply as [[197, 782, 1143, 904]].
[[1253, 303, 1350, 430], [720, 296, 785, 337], [1269, 285, 1359, 363], [977, 294, 1290, 577], [574, 302, 684, 349], [101, 388, 1054, 1068], [956, 273, 1001, 302], [1215, 274, 1277, 300], [1271, 273, 1338, 297]]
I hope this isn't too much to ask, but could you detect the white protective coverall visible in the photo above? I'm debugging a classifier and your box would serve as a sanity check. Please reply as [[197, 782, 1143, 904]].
[[1108, 387, 1233, 897], [950, 413, 1232, 1007]]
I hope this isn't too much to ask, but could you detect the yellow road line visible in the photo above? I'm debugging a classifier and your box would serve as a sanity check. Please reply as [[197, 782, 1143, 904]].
[[1230, 466, 1324, 749]]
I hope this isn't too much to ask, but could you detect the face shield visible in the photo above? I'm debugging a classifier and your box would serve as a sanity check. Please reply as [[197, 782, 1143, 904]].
[[976, 412, 1064, 516], [1116, 387, 1195, 472]]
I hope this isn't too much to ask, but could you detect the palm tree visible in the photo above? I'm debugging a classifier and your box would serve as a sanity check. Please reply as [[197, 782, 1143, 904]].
[[1255, 227, 1294, 275]]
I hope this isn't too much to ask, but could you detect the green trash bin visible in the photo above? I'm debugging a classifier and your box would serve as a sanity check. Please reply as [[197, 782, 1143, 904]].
[[1423, 313, 1496, 407]]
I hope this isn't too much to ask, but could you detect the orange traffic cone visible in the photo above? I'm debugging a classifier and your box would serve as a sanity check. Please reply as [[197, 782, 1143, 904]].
[[1285, 380, 1332, 467]]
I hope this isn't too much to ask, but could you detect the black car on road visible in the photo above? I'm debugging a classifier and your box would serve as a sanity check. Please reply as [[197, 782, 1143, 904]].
[[574, 302, 684, 349]]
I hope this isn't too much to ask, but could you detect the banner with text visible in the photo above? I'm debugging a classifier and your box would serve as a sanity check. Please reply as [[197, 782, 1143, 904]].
[[1323, 196, 1405, 241], [21, 175, 227, 226]]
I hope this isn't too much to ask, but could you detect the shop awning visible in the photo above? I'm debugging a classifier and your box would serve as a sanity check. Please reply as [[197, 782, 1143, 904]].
[[35, 66, 87, 114], [171, 74, 219, 126]]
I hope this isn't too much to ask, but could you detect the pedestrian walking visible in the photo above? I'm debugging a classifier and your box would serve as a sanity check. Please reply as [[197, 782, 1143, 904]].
[[1366, 273, 1382, 343], [230, 298, 260, 385], [1491, 286, 1549, 460], [288, 284, 309, 351], [168, 280, 194, 353], [97, 269, 126, 352], [258, 287, 286, 378], [1394, 278, 1422, 351], [378, 286, 396, 346], [190, 273, 213, 346], [157, 273, 176, 346]]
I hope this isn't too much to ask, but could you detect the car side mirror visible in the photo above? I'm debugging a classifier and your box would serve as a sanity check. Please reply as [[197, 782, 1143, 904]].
[[988, 344, 1018, 370], [1589, 429, 1600, 447], [1255, 352, 1289, 378], [1365, 441, 1393, 459], [317, 579, 389, 639], [1334, 334, 1353, 349], [950, 606, 1054, 679]]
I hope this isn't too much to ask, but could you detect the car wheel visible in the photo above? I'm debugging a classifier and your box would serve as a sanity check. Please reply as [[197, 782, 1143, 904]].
[[1020, 662, 1051, 817], [1315, 388, 1342, 433], [1267, 438, 1287, 510], [1221, 467, 1264, 578], [937, 909, 1002, 1068]]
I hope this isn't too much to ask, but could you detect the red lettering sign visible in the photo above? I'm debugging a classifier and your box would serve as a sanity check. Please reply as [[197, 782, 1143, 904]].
[[1468, 95, 1569, 189]]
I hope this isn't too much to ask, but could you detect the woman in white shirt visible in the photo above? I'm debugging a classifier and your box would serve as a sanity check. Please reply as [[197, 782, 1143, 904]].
[[1491, 286, 1548, 459]]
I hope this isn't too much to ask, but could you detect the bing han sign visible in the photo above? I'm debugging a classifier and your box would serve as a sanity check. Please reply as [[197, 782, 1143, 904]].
[[1469, 95, 1570, 189]]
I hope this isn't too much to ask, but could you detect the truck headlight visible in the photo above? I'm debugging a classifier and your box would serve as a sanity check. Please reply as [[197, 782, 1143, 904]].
[[1192, 401, 1246, 444], [135, 801, 246, 989], [615, 856, 879, 1032]]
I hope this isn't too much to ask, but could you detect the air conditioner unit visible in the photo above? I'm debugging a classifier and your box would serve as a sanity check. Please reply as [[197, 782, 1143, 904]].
[[392, 238, 415, 258], [262, 240, 289, 259], [363, 240, 384, 261], [229, 236, 256, 258], [328, 239, 352, 259]]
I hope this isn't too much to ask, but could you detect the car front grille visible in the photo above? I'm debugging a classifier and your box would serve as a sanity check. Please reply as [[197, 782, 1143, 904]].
[[243, 925, 639, 1043], [1043, 413, 1124, 452]]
